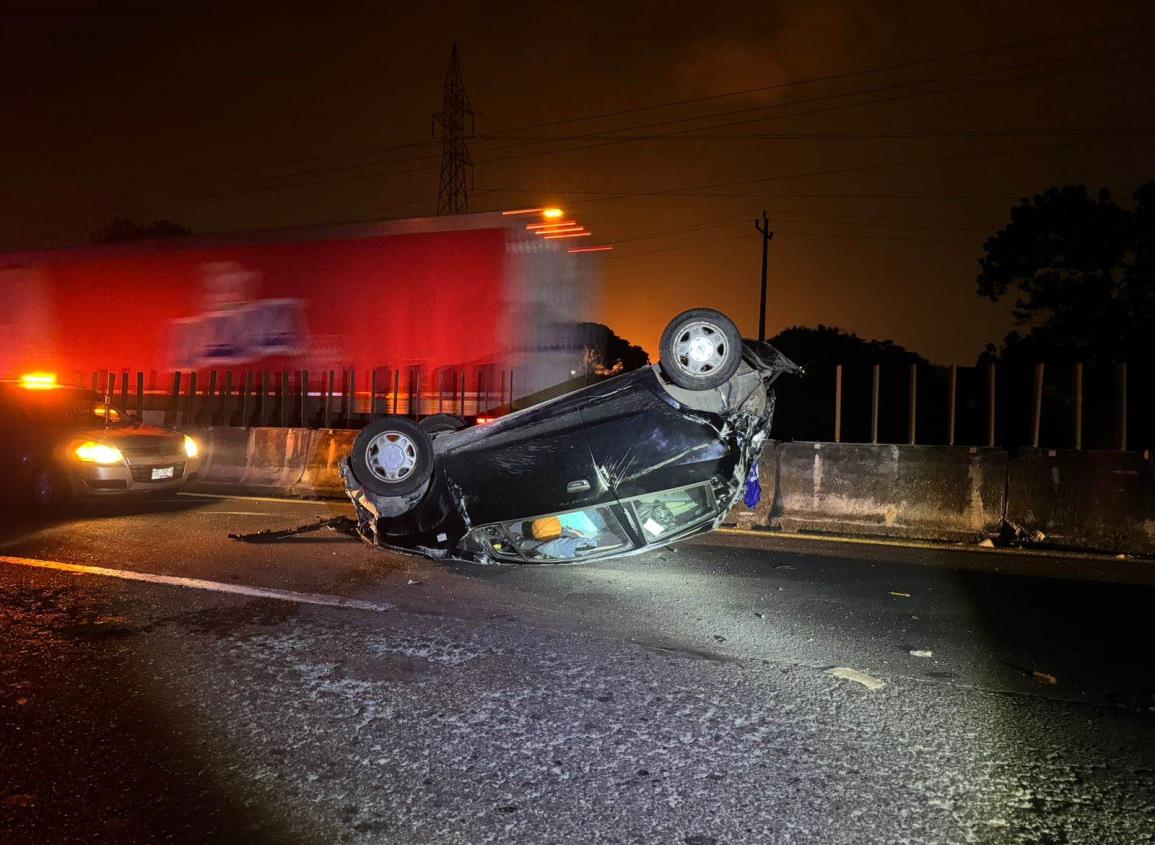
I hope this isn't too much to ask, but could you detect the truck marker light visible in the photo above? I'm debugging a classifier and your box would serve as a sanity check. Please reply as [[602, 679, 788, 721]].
[[20, 372, 57, 390]]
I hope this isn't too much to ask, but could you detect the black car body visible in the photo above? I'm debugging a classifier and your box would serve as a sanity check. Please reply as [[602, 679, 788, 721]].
[[340, 338, 799, 563], [0, 379, 200, 506]]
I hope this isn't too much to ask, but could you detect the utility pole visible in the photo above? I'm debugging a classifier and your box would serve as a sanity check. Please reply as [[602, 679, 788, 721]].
[[754, 211, 774, 341], [432, 43, 475, 215]]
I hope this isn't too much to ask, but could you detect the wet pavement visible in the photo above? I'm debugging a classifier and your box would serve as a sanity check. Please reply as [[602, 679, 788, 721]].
[[1, 494, 1153, 843]]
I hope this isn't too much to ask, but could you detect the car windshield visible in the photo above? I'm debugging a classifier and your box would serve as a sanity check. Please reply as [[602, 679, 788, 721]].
[[7, 388, 130, 427]]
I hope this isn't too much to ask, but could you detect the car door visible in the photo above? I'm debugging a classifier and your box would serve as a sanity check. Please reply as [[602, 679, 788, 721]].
[[435, 389, 614, 527], [579, 368, 734, 501]]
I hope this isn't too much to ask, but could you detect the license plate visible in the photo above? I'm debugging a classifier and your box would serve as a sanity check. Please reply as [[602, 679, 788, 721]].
[[150, 466, 175, 480]]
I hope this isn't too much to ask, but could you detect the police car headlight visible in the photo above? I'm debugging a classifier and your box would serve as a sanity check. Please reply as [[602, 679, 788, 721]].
[[74, 441, 124, 465], [183, 435, 199, 459]]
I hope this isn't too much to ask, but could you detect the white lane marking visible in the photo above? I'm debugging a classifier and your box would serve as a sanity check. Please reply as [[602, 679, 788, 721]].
[[195, 511, 291, 517], [0, 555, 391, 613], [715, 527, 1121, 561], [177, 492, 345, 505]]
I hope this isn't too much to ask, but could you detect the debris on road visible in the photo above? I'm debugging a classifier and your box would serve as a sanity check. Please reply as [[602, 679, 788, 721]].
[[909, 650, 933, 658], [228, 517, 359, 543], [1004, 660, 1060, 686], [406, 579, 423, 586], [889, 591, 911, 598], [829, 667, 886, 691], [977, 538, 995, 548]]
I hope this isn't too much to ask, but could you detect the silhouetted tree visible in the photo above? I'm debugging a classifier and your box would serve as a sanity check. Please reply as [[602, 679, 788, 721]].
[[574, 322, 649, 379], [768, 324, 927, 369], [91, 217, 192, 244], [977, 183, 1153, 366]]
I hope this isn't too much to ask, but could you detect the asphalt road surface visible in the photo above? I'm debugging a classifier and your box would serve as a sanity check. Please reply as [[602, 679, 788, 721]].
[[1, 494, 1153, 844]]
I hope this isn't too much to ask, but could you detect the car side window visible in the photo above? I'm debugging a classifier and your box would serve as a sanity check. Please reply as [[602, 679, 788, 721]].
[[628, 483, 716, 541], [502, 506, 631, 562]]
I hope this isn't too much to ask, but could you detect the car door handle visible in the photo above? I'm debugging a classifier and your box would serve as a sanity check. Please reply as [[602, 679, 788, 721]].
[[566, 479, 591, 493]]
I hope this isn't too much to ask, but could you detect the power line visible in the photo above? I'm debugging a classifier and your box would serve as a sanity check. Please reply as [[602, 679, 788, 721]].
[[169, 37, 1152, 202], [473, 126, 1155, 143], [470, 19, 1152, 135], [606, 228, 980, 261], [481, 186, 1025, 201], [135, 18, 1155, 191], [522, 133, 1155, 210], [461, 47, 1151, 171]]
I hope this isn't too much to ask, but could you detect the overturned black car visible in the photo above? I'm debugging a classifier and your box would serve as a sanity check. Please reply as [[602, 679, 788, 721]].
[[340, 309, 800, 563]]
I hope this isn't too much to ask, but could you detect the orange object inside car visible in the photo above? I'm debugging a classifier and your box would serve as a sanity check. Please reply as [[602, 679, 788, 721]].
[[529, 516, 563, 540]]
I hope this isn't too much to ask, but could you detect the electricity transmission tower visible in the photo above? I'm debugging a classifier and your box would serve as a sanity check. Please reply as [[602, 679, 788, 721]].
[[433, 43, 475, 215]]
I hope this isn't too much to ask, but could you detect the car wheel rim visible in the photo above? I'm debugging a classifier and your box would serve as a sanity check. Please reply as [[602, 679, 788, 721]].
[[366, 431, 419, 483], [673, 321, 728, 377]]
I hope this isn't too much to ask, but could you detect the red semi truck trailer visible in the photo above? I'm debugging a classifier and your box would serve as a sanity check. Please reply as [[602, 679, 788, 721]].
[[0, 212, 595, 417]]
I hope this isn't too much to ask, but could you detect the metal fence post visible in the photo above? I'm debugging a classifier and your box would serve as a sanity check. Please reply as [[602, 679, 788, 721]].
[[393, 369, 400, 415], [345, 369, 355, 428], [833, 364, 842, 443], [987, 362, 997, 448], [279, 371, 289, 428], [870, 364, 879, 445], [259, 371, 270, 426], [222, 371, 233, 426], [1073, 362, 1083, 450], [908, 363, 917, 445], [135, 371, 144, 417], [299, 370, 309, 428], [167, 372, 181, 427], [1031, 362, 1044, 448], [947, 364, 957, 446], [205, 371, 217, 426], [1118, 362, 1128, 451], [241, 372, 253, 428], [412, 367, 422, 417], [324, 370, 333, 428], [188, 371, 199, 427]]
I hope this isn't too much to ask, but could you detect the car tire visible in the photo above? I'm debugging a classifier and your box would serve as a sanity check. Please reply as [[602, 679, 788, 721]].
[[29, 465, 69, 509], [418, 413, 468, 434], [659, 308, 743, 390], [350, 416, 434, 497]]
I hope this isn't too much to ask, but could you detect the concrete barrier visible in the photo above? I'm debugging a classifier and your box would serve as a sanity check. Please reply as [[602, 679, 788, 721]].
[[187, 427, 311, 497], [184, 427, 1153, 557], [290, 429, 358, 498], [729, 442, 1008, 543], [1005, 449, 1155, 555]]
